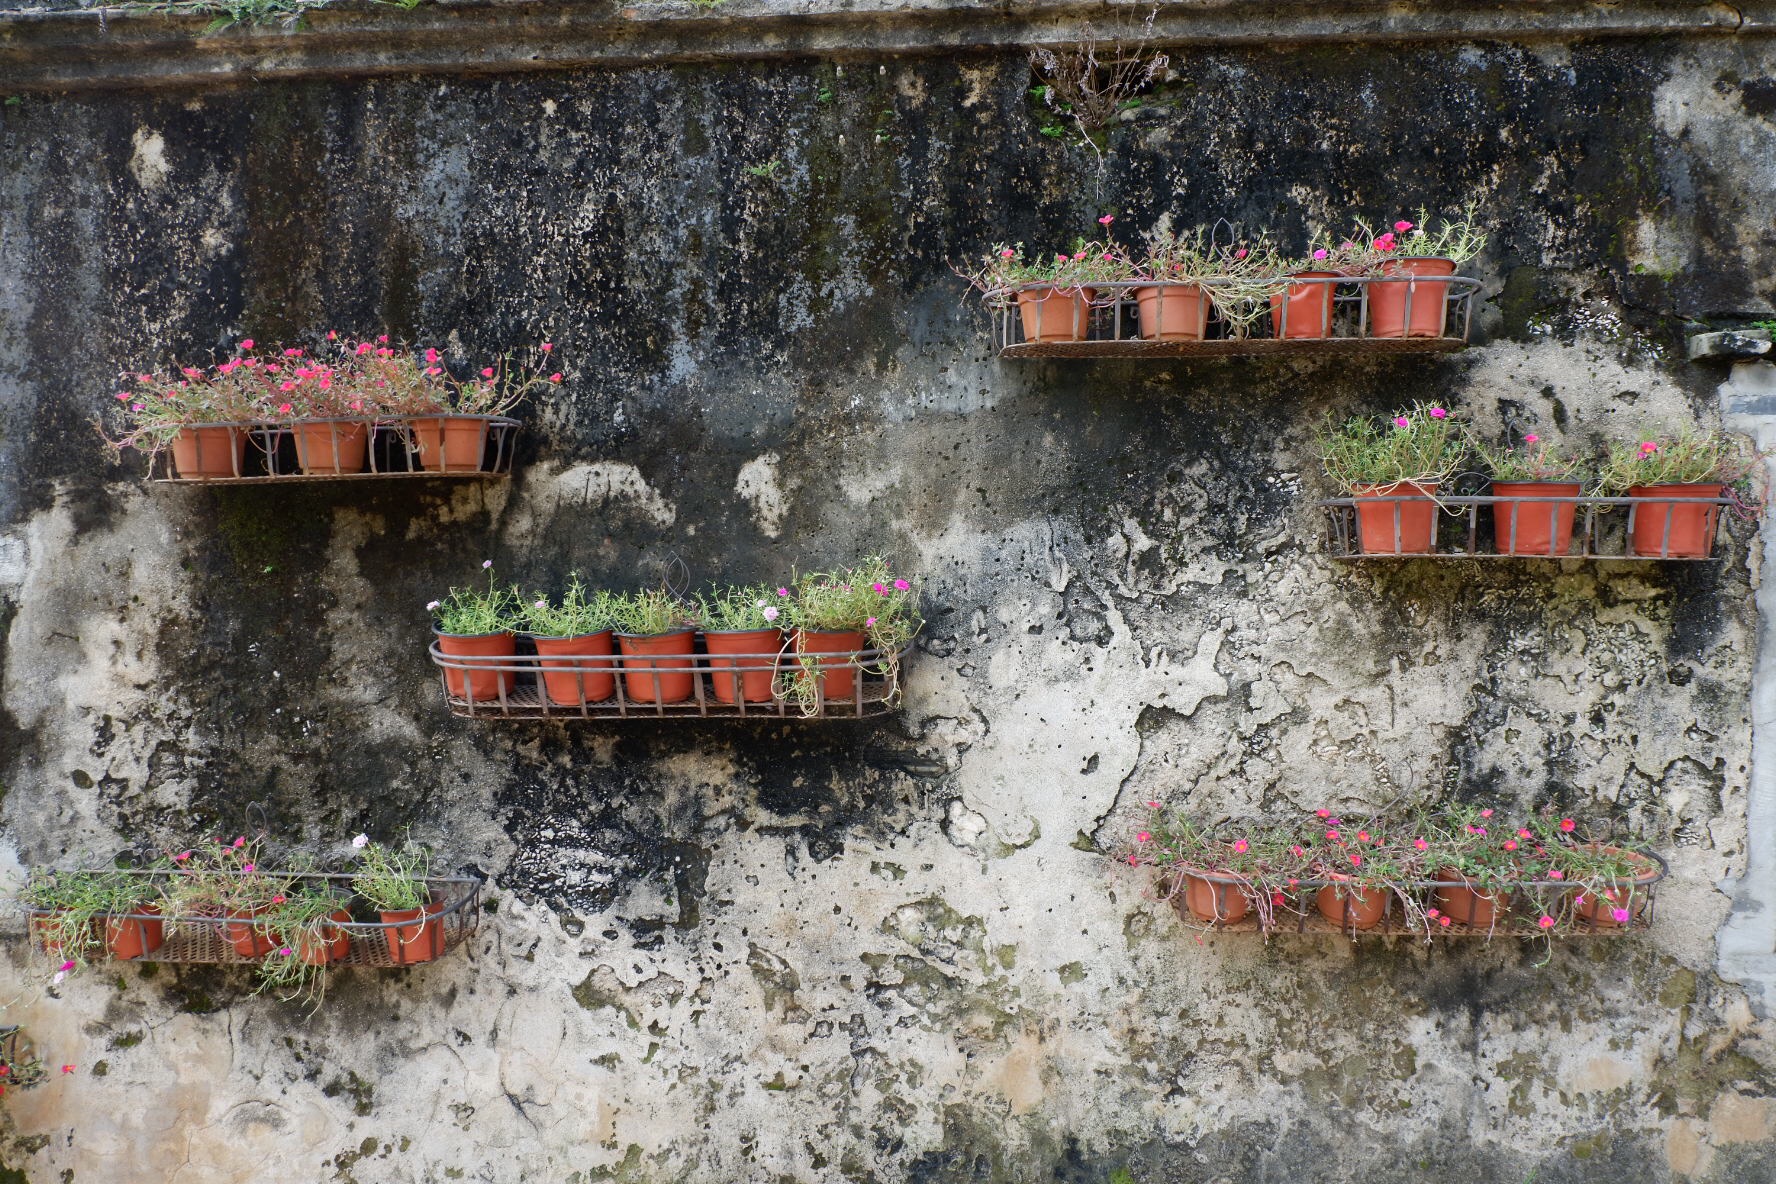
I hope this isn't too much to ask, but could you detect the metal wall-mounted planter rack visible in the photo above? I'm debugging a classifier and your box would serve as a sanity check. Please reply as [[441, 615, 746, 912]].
[[149, 415, 520, 484], [986, 275, 1481, 359], [429, 640, 908, 720], [1317, 493, 1734, 560], [27, 872, 482, 968], [1177, 855, 1667, 938]]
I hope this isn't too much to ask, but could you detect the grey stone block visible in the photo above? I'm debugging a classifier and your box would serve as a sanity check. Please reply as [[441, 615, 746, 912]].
[[1688, 329, 1773, 361]]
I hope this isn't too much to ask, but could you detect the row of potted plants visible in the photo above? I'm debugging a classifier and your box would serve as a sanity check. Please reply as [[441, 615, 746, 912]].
[[430, 558, 923, 712], [22, 834, 446, 1008], [1318, 405, 1752, 556], [101, 336, 561, 479], [1125, 802, 1663, 937], [958, 207, 1485, 343]]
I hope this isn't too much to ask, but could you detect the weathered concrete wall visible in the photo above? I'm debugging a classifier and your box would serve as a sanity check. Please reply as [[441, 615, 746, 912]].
[[2, 17, 1776, 1183]]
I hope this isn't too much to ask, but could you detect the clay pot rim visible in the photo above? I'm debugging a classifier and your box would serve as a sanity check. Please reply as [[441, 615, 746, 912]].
[[1489, 481, 1584, 490], [1349, 480, 1441, 495], [701, 627, 785, 637], [613, 629, 696, 641], [1625, 483, 1727, 494], [1573, 844, 1664, 884], [1013, 282, 1095, 294], [432, 627, 514, 641], [527, 629, 615, 641]]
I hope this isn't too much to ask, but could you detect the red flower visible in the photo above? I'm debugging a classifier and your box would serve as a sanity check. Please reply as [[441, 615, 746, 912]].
[[1559, 818, 1576, 833]]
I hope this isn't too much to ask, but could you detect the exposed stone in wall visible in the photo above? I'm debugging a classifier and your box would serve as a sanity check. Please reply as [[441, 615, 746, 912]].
[[2, 25, 1776, 1184]]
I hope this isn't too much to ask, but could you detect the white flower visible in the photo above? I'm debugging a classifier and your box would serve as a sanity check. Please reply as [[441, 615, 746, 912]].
[[481, 559, 493, 569], [755, 599, 766, 609], [426, 600, 441, 611], [352, 834, 369, 849], [534, 599, 547, 610], [762, 607, 780, 622], [52, 971, 65, 986]]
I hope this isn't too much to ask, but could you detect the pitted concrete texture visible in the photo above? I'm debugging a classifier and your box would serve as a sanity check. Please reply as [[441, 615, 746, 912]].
[[2, 27, 1776, 1184]]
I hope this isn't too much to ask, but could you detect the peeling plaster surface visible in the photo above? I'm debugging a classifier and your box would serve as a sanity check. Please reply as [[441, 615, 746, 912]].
[[1, 30, 1775, 1184]]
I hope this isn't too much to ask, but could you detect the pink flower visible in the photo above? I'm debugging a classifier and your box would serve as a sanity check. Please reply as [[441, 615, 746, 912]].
[[1145, 800, 1160, 809], [60, 1065, 75, 1074], [1559, 818, 1575, 833], [425, 348, 439, 363], [1439, 915, 1452, 927], [1339, 241, 1355, 251], [1538, 915, 1555, 929], [1429, 408, 1447, 419], [1394, 417, 1410, 429], [1349, 852, 1363, 866], [1548, 869, 1564, 881], [872, 582, 886, 593], [352, 834, 369, 849], [1235, 248, 1248, 259], [893, 579, 910, 591], [777, 587, 789, 597], [283, 348, 302, 357], [1098, 215, 1114, 225], [1326, 829, 1340, 841], [762, 606, 780, 622], [1315, 809, 1329, 818], [1072, 251, 1087, 261], [1504, 840, 1518, 852], [549, 373, 563, 383], [482, 559, 493, 569], [131, 403, 144, 412], [1055, 254, 1068, 264], [1480, 809, 1493, 818], [1000, 249, 1015, 259], [1356, 830, 1370, 843], [1413, 838, 1428, 851], [377, 334, 389, 344], [174, 851, 190, 862], [865, 616, 876, 627], [327, 330, 337, 340], [1426, 909, 1440, 919], [271, 895, 285, 904], [115, 392, 129, 401], [426, 600, 441, 611], [278, 948, 293, 957], [1289, 845, 1304, 858], [1475, 827, 1487, 837], [233, 837, 246, 848], [239, 338, 254, 350], [1232, 839, 1248, 854], [1611, 908, 1631, 924], [277, 403, 293, 414], [1518, 829, 1532, 839], [1313, 248, 1328, 260], [356, 343, 373, 355], [541, 342, 553, 352], [1135, 831, 1151, 843], [1640, 441, 1660, 454], [1524, 434, 1539, 444], [242, 863, 255, 874], [425, 367, 442, 377], [58, 960, 75, 972], [1394, 220, 1414, 233], [481, 367, 495, 378]]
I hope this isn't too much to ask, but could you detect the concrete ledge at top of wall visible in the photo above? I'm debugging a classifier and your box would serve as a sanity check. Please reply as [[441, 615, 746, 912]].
[[2, 0, 1776, 95], [1691, 329, 1776, 363]]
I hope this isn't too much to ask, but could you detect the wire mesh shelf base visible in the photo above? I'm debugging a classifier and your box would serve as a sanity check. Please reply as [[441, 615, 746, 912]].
[[430, 639, 908, 721], [987, 275, 1481, 358], [26, 873, 481, 969], [148, 415, 520, 484], [1187, 909, 1655, 939], [1318, 493, 1733, 560]]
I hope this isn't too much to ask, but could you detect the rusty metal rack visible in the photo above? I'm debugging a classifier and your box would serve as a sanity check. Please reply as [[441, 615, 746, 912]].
[[429, 638, 909, 720], [986, 275, 1481, 358], [25, 871, 482, 968], [1175, 853, 1667, 938], [148, 415, 520, 483], [1317, 492, 1734, 559]]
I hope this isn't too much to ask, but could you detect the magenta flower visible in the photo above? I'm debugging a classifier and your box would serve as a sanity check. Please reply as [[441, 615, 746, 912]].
[[242, 863, 255, 874], [1538, 916, 1555, 929], [1315, 809, 1329, 818], [1394, 220, 1414, 233], [239, 338, 255, 350], [549, 373, 563, 383], [1098, 214, 1114, 225], [1413, 838, 1428, 851], [1326, 829, 1340, 841], [1312, 248, 1328, 260], [872, 582, 886, 594], [1235, 248, 1248, 260], [1394, 417, 1410, 429], [1429, 407, 1447, 419], [865, 616, 877, 627], [1145, 800, 1160, 809], [776, 587, 789, 597], [1611, 907, 1631, 924], [1524, 434, 1539, 445], [424, 348, 440, 363], [1135, 831, 1151, 843], [893, 579, 910, 591], [58, 960, 75, 973], [1349, 852, 1363, 866], [1232, 839, 1248, 854], [1548, 869, 1564, 881], [1000, 249, 1015, 259], [541, 342, 553, 352]]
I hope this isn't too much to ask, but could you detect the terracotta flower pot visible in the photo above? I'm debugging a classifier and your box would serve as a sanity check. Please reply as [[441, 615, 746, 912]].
[[616, 630, 697, 704], [1432, 871, 1510, 928], [1177, 871, 1251, 924], [1367, 256, 1456, 338], [293, 909, 353, 966], [703, 628, 784, 704], [31, 910, 91, 960], [1316, 874, 1389, 930], [1491, 482, 1581, 556], [291, 422, 370, 475], [434, 629, 516, 702], [381, 897, 445, 966], [170, 426, 246, 479], [794, 629, 868, 705], [1134, 284, 1208, 342], [1351, 481, 1440, 554], [533, 631, 616, 706], [1627, 484, 1724, 558], [225, 907, 278, 959], [1015, 286, 1094, 343], [1573, 847, 1661, 928], [408, 417, 490, 473], [1270, 271, 1338, 339], [105, 906, 165, 961]]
